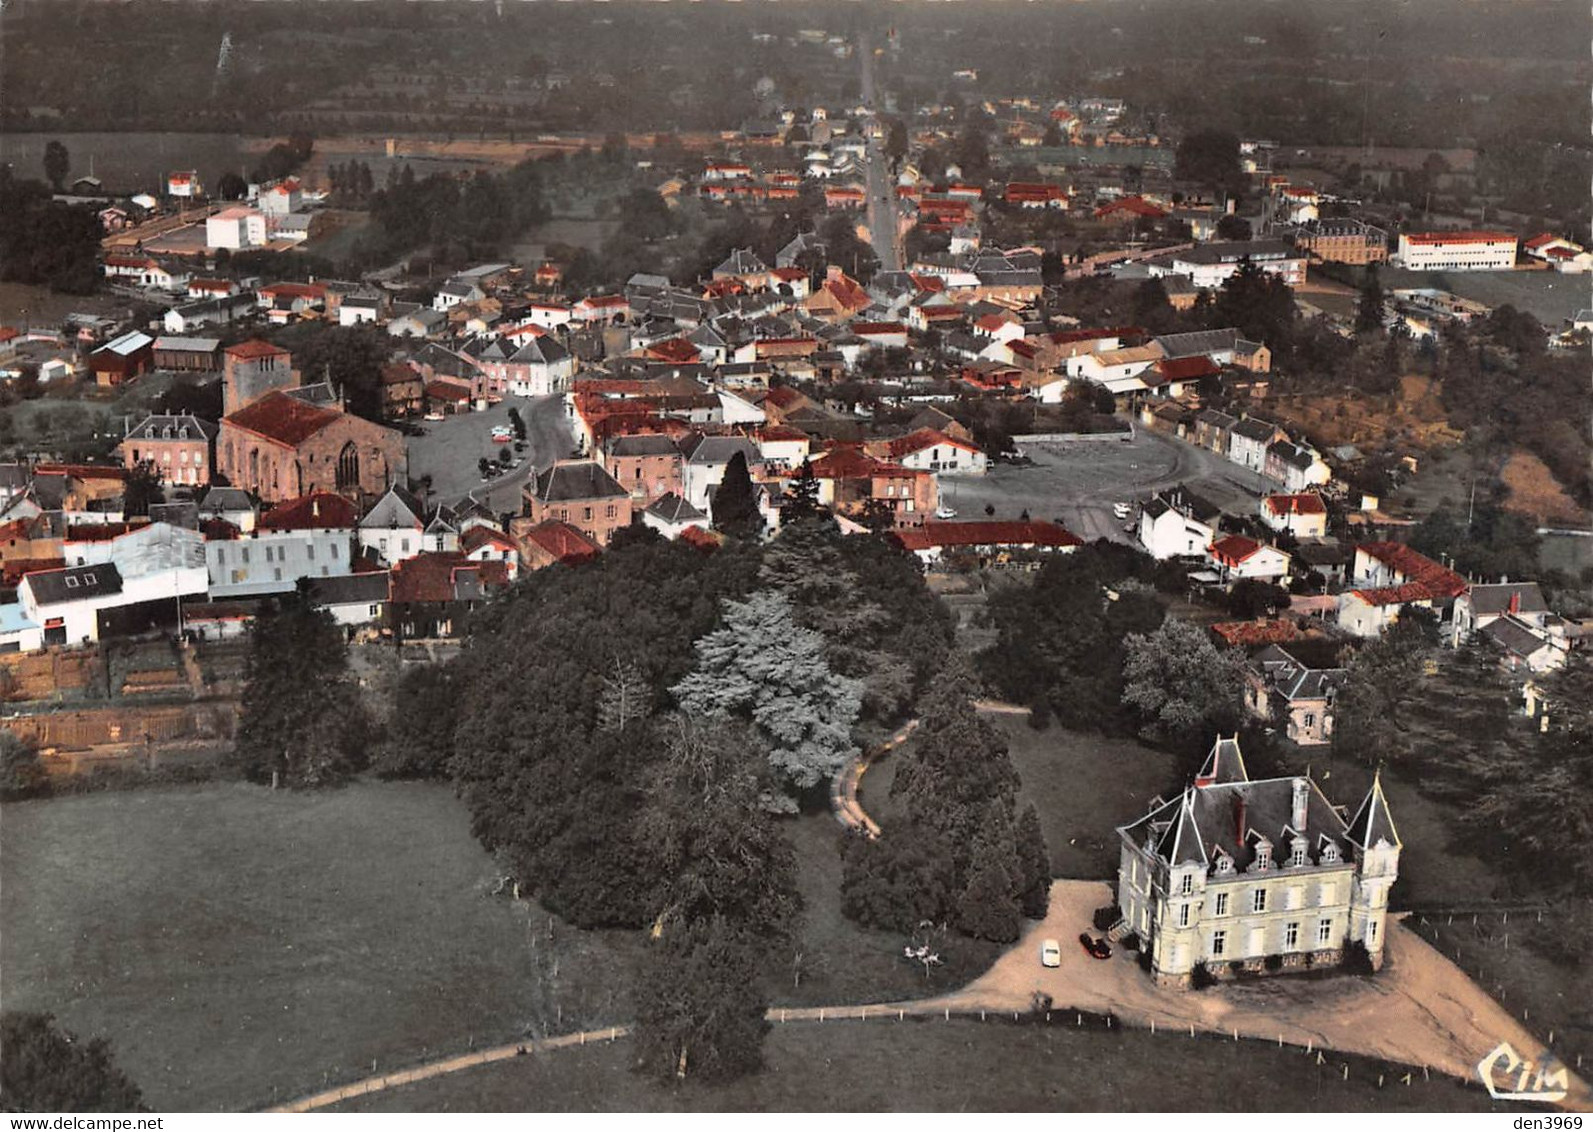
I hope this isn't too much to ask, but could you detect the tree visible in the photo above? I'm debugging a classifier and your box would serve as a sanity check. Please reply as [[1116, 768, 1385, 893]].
[[374, 662, 459, 778], [632, 915, 772, 1083], [1212, 259, 1296, 347], [1121, 618, 1243, 750], [1215, 214, 1252, 241], [122, 461, 163, 519], [232, 594, 370, 787], [42, 140, 69, 191], [0, 1012, 145, 1112], [710, 451, 763, 540], [781, 459, 822, 523], [1014, 803, 1052, 919], [507, 406, 527, 441], [216, 171, 247, 201], [839, 826, 957, 932], [672, 590, 862, 806], [955, 806, 1022, 942], [1225, 578, 1292, 619], [1174, 129, 1241, 193], [1332, 629, 1427, 763], [1356, 263, 1386, 335], [0, 732, 47, 800]]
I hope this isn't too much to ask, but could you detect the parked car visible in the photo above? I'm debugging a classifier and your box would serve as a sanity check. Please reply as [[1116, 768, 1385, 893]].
[[1113, 502, 1132, 520], [935, 505, 958, 520], [424, 412, 445, 422], [1078, 932, 1112, 960], [1040, 938, 1062, 968]]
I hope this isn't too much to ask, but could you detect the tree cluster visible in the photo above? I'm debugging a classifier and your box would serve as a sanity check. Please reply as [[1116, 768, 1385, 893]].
[[0, 175, 102, 295], [841, 661, 1050, 941], [0, 1012, 146, 1112], [232, 594, 372, 787]]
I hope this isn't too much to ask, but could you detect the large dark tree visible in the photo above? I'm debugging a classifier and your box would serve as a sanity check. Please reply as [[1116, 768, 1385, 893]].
[[1014, 803, 1053, 919], [42, 140, 69, 190], [710, 451, 763, 540], [1174, 129, 1242, 193], [233, 594, 370, 787], [0, 1012, 145, 1112], [121, 461, 163, 520], [1212, 259, 1296, 347], [0, 178, 102, 294], [278, 325, 390, 421], [780, 459, 822, 524], [1355, 263, 1386, 335], [374, 662, 460, 779]]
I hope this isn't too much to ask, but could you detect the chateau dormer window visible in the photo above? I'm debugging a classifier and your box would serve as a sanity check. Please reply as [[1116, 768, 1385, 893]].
[[1214, 852, 1234, 876], [1290, 842, 1307, 867], [1321, 843, 1339, 865], [1253, 841, 1271, 870]]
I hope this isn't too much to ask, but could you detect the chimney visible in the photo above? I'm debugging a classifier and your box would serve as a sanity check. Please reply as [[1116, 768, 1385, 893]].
[[1291, 777, 1309, 831], [1508, 590, 1520, 615]]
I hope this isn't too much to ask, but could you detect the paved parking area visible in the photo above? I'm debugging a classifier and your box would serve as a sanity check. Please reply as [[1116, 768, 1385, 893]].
[[943, 428, 1273, 544], [406, 395, 573, 512]]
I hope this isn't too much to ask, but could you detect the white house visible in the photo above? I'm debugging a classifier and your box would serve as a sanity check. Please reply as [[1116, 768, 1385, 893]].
[[357, 486, 427, 566], [1228, 418, 1286, 474], [642, 492, 711, 540], [206, 207, 267, 250], [1259, 492, 1328, 539], [882, 429, 988, 475], [1209, 534, 1291, 582], [1139, 492, 1217, 560], [681, 435, 762, 512], [305, 571, 390, 630]]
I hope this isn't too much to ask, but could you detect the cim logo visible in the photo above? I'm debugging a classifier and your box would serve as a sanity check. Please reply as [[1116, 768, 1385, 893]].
[[1477, 1041, 1570, 1104]]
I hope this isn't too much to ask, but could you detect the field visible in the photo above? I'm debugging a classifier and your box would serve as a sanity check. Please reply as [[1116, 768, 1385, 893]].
[[0, 133, 250, 198], [331, 1014, 1502, 1112], [0, 781, 642, 1112]]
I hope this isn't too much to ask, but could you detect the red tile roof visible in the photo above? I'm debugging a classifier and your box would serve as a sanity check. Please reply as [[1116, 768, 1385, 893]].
[[1210, 620, 1306, 647], [260, 492, 359, 531], [1209, 534, 1267, 566], [3, 557, 65, 586], [390, 551, 510, 603], [851, 321, 909, 337], [461, 525, 517, 555], [893, 520, 1083, 552], [426, 381, 472, 403], [1401, 230, 1515, 246], [1155, 355, 1221, 381], [65, 521, 149, 542], [1263, 492, 1327, 517], [224, 391, 341, 447], [520, 520, 601, 566], [646, 337, 701, 364], [679, 525, 723, 552], [1350, 583, 1439, 607], [1356, 541, 1466, 600], [885, 428, 980, 459], [225, 338, 290, 360], [1094, 195, 1167, 220], [34, 463, 128, 482]]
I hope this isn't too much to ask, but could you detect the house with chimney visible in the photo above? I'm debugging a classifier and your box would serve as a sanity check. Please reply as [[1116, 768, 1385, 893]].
[[515, 459, 633, 547], [1114, 736, 1400, 987]]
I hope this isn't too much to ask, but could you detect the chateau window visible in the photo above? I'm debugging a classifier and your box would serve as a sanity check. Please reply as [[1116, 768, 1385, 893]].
[[1367, 920, 1377, 946], [330, 544, 339, 559], [307, 545, 315, 561], [1320, 881, 1337, 905], [1180, 873, 1193, 896], [242, 548, 250, 564], [1254, 843, 1271, 870], [1252, 888, 1267, 914], [1178, 904, 1190, 928], [217, 549, 225, 565], [1318, 918, 1332, 945], [1290, 843, 1307, 867], [1284, 922, 1299, 950], [1212, 930, 1226, 957], [606, 504, 616, 520], [1214, 891, 1229, 917]]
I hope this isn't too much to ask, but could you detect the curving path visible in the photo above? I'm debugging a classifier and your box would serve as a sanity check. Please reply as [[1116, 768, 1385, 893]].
[[832, 718, 918, 837]]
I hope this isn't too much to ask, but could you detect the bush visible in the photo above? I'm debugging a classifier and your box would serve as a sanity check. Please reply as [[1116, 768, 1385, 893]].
[[1263, 954, 1284, 972], [1027, 694, 1053, 730], [1191, 962, 1218, 989]]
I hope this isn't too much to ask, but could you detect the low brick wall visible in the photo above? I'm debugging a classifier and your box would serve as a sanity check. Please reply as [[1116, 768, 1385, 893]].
[[0, 647, 100, 702], [3, 701, 237, 758]]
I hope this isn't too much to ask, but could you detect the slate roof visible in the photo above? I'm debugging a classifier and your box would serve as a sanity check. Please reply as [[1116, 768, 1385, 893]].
[[1249, 643, 1345, 703], [682, 434, 761, 467], [1231, 417, 1283, 443], [1344, 773, 1401, 850], [359, 486, 425, 531], [531, 460, 629, 503], [644, 492, 707, 524], [1466, 582, 1548, 618], [605, 434, 681, 458], [306, 571, 391, 606], [23, 562, 124, 604], [1153, 328, 1244, 360], [124, 414, 218, 442]]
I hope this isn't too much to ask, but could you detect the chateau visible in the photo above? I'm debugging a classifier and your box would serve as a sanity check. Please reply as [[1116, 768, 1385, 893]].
[[1115, 737, 1400, 987]]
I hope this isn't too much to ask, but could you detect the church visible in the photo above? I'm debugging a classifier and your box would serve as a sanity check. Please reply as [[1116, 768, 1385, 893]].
[[1113, 737, 1400, 988], [215, 339, 406, 504]]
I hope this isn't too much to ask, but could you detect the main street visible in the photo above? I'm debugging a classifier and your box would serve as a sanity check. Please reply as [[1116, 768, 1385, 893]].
[[857, 34, 902, 274]]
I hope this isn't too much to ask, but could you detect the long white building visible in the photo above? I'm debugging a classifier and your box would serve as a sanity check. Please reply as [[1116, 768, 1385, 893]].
[[1392, 231, 1518, 272]]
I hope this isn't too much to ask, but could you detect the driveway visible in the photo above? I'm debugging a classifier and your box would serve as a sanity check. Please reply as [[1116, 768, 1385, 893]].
[[942, 428, 1272, 544], [406, 394, 573, 514], [923, 880, 1590, 1111]]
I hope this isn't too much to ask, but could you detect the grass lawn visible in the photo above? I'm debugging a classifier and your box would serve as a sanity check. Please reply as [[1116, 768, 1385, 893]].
[[0, 781, 642, 1112], [988, 716, 1181, 880], [775, 811, 1001, 1010], [332, 1015, 1506, 1112]]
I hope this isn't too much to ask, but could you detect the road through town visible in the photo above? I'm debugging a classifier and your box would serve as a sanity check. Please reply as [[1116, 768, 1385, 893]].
[[858, 35, 902, 274]]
